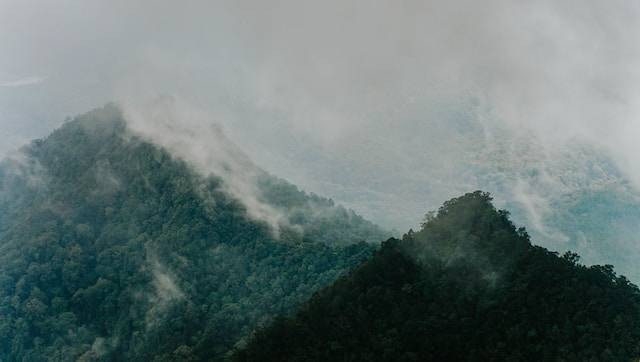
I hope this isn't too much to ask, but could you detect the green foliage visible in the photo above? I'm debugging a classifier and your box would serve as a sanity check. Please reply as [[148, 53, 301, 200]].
[[258, 176, 389, 246], [236, 191, 640, 361], [0, 105, 384, 361]]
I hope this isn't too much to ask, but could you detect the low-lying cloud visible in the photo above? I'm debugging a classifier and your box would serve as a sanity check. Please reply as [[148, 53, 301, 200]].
[[122, 95, 290, 236], [2, 0, 640, 276]]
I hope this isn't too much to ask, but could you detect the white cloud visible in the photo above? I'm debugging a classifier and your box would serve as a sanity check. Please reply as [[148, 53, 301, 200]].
[[0, 75, 46, 87]]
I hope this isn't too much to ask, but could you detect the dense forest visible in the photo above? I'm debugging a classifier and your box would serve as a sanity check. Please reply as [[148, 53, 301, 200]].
[[3, 106, 640, 361], [0, 105, 389, 361], [235, 192, 640, 361]]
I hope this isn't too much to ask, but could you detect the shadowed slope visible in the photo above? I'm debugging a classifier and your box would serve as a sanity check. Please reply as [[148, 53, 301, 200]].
[[236, 192, 640, 361]]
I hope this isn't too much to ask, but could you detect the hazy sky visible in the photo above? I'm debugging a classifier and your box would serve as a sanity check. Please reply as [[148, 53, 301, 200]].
[[2, 0, 639, 235]]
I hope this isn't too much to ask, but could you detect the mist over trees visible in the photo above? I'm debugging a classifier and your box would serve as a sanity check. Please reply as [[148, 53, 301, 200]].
[[0, 106, 388, 361], [2, 1, 639, 360], [236, 192, 640, 361], [2, 106, 639, 361]]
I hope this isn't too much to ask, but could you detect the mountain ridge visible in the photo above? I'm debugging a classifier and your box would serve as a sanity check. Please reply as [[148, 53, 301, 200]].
[[235, 191, 640, 361], [0, 105, 388, 361]]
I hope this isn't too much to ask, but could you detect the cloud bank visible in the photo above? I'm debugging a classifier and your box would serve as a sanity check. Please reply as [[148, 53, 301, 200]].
[[2, 0, 640, 275]]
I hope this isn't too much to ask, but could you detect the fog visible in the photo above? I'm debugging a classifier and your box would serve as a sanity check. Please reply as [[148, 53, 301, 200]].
[[2, 0, 640, 276]]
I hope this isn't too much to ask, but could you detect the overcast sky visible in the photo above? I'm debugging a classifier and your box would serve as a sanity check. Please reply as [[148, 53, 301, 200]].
[[1, 0, 640, 233]]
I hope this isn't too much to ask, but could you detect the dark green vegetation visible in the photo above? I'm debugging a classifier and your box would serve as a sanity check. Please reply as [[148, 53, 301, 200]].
[[236, 192, 640, 361], [0, 105, 389, 361], [4, 105, 640, 362]]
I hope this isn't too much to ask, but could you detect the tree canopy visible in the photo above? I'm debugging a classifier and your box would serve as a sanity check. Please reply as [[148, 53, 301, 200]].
[[0, 105, 388, 361], [235, 191, 640, 361]]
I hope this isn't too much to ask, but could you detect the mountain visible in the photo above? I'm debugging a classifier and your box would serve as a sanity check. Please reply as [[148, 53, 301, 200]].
[[0, 105, 389, 361], [235, 192, 640, 361]]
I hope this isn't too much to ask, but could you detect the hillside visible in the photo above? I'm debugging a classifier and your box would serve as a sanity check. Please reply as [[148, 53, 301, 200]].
[[0, 105, 389, 361], [235, 192, 640, 361]]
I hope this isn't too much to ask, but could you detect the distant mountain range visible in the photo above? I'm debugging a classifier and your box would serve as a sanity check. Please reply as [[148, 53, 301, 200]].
[[229, 104, 640, 282]]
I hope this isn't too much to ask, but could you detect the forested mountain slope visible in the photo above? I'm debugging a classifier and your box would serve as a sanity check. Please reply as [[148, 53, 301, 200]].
[[236, 192, 640, 361], [0, 105, 388, 361]]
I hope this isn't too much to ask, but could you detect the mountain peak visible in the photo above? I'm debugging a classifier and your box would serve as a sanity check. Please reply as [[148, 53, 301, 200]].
[[236, 194, 640, 361], [407, 191, 530, 273], [0, 107, 388, 360]]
